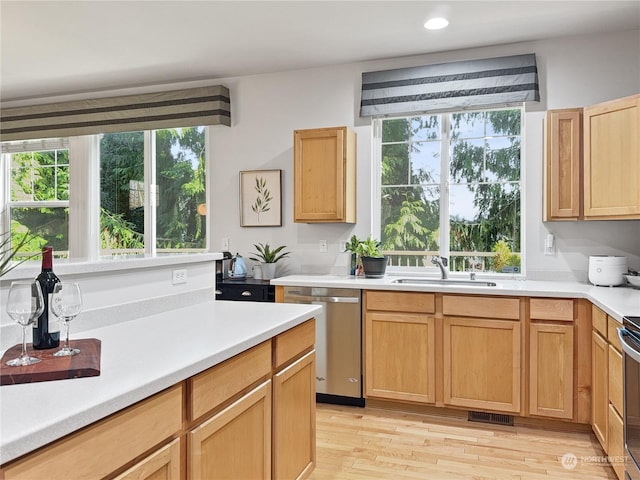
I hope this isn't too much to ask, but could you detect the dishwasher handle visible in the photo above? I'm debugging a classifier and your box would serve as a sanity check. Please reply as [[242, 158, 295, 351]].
[[285, 293, 360, 304]]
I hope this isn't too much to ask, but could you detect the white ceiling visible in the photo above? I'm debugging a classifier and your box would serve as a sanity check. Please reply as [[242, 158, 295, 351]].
[[2, 0, 639, 103]]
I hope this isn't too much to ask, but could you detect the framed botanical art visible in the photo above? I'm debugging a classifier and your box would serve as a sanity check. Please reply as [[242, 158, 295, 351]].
[[239, 169, 282, 227]]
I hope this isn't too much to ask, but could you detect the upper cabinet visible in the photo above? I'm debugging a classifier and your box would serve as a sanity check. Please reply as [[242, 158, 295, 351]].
[[544, 108, 583, 220], [293, 126, 356, 223], [584, 94, 640, 219], [544, 94, 640, 221]]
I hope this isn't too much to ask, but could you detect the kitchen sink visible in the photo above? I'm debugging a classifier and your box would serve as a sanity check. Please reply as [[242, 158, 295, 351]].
[[391, 278, 497, 287]]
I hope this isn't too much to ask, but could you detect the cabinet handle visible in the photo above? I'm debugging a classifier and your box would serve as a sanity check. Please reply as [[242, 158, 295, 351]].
[[241, 291, 252, 296], [215, 290, 222, 295]]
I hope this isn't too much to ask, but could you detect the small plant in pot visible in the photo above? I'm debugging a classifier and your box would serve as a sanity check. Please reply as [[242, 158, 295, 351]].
[[249, 243, 290, 280], [344, 234, 362, 276], [355, 236, 389, 278]]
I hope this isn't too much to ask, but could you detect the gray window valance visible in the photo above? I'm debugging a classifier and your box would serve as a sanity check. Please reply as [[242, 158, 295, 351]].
[[360, 54, 539, 117], [1, 85, 231, 141]]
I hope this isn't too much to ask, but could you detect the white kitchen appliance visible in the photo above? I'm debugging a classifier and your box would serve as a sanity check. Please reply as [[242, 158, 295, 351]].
[[588, 255, 628, 286]]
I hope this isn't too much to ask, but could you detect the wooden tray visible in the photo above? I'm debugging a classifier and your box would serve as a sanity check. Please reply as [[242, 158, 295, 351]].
[[0, 338, 101, 386]]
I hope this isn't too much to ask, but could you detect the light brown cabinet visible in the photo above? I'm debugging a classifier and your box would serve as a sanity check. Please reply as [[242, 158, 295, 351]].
[[584, 94, 640, 219], [528, 298, 575, 419], [113, 438, 181, 480], [544, 108, 583, 220], [365, 311, 436, 403], [591, 303, 625, 479], [364, 291, 436, 403], [543, 94, 640, 221], [529, 323, 574, 419], [273, 350, 316, 480], [189, 381, 272, 480], [442, 295, 521, 414], [443, 316, 521, 413], [293, 126, 356, 223], [592, 328, 609, 448]]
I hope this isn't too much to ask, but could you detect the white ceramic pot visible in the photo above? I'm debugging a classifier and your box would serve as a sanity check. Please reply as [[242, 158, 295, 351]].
[[261, 263, 277, 280]]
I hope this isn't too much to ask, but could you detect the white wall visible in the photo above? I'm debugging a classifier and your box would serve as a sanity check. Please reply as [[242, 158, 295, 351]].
[[209, 29, 640, 281]]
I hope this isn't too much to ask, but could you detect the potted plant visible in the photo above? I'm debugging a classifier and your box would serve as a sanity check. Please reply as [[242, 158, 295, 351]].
[[249, 243, 290, 280], [344, 235, 362, 276], [355, 236, 389, 278]]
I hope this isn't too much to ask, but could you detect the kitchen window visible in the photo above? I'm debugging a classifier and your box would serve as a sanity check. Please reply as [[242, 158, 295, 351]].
[[1, 126, 208, 261], [1, 139, 70, 259], [374, 107, 523, 275]]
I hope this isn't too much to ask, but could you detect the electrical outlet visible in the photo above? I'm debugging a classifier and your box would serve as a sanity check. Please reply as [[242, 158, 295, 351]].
[[339, 240, 347, 252], [172, 269, 187, 285], [319, 240, 328, 253], [544, 233, 555, 256], [221, 237, 229, 251]]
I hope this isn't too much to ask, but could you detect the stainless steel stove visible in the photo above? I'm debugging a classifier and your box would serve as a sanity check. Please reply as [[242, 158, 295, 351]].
[[619, 316, 640, 479]]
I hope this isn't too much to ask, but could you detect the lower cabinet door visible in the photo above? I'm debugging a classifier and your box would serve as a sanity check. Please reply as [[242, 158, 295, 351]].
[[443, 317, 521, 413], [364, 312, 436, 403], [592, 330, 609, 449], [529, 323, 574, 419], [608, 403, 624, 480], [114, 438, 181, 480], [273, 350, 316, 480], [188, 381, 272, 480]]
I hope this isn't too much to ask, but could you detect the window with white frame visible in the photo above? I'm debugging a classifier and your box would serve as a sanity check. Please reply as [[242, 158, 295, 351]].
[[375, 107, 523, 275], [1, 126, 207, 261], [1, 139, 70, 259]]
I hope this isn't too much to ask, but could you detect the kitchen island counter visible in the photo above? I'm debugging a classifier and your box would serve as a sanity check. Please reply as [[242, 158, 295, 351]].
[[271, 275, 640, 320], [0, 299, 321, 465]]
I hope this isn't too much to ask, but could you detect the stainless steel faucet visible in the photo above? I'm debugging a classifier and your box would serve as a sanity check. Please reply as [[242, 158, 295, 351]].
[[431, 255, 448, 279]]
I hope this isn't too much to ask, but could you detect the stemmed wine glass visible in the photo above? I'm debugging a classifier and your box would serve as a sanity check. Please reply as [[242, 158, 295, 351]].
[[50, 283, 82, 357], [5, 280, 45, 366]]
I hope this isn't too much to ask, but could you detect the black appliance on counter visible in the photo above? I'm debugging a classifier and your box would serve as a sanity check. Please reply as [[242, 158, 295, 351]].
[[618, 316, 640, 479], [215, 252, 274, 302]]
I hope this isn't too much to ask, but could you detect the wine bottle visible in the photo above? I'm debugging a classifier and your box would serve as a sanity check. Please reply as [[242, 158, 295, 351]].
[[33, 246, 60, 349]]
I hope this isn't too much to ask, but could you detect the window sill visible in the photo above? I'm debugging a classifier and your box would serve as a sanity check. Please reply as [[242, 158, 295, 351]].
[[0, 252, 222, 282]]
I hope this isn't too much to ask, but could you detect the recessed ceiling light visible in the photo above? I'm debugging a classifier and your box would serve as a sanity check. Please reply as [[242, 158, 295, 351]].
[[424, 17, 449, 30]]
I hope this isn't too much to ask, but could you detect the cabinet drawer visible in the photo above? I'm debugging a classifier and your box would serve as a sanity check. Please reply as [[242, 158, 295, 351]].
[[366, 291, 435, 313], [608, 317, 623, 349], [216, 283, 274, 302], [2, 385, 183, 480], [443, 295, 520, 320], [592, 305, 607, 337], [190, 341, 272, 421], [530, 298, 574, 322], [273, 319, 315, 369]]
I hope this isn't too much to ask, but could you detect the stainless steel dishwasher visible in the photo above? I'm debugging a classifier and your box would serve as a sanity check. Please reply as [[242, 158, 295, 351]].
[[283, 286, 364, 406]]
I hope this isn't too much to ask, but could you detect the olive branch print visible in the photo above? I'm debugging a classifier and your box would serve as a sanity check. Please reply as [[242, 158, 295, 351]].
[[251, 176, 273, 223]]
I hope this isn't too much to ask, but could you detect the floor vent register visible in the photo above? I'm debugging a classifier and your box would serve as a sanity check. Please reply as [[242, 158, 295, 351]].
[[468, 411, 514, 426]]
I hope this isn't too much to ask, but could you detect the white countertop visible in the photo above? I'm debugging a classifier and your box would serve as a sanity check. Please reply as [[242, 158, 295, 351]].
[[0, 300, 322, 465], [271, 274, 640, 321]]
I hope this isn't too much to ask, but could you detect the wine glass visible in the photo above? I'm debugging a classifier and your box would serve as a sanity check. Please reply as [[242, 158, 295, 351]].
[[50, 283, 82, 357], [5, 281, 45, 367]]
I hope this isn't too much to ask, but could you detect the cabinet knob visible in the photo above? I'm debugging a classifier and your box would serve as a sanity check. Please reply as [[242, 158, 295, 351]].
[[214, 290, 222, 295], [241, 291, 252, 296]]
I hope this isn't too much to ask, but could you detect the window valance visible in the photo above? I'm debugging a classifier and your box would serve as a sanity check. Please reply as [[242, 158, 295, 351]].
[[1, 85, 231, 141], [360, 54, 539, 117]]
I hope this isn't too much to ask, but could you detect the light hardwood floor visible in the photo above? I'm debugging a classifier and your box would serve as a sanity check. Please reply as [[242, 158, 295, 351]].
[[311, 404, 618, 479]]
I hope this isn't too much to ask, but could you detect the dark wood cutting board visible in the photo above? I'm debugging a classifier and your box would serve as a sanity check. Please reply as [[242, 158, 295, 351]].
[[0, 338, 101, 386]]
